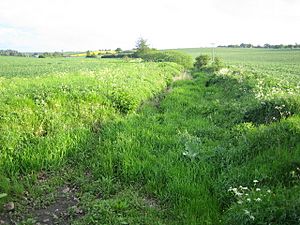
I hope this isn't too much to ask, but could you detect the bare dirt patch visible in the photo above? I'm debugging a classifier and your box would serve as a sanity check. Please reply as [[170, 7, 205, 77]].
[[33, 186, 82, 225]]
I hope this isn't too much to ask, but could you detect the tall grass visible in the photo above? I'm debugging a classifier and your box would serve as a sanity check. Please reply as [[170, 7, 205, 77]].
[[0, 60, 183, 178], [73, 64, 300, 224]]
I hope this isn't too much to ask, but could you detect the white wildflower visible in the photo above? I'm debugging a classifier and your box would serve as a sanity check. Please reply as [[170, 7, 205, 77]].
[[235, 191, 243, 197], [239, 186, 248, 190]]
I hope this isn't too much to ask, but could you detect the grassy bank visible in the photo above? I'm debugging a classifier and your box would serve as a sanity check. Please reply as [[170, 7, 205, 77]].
[[0, 59, 183, 194], [72, 67, 299, 224]]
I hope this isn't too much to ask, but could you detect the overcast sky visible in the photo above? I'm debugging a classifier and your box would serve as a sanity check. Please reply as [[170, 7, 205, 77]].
[[0, 0, 299, 52]]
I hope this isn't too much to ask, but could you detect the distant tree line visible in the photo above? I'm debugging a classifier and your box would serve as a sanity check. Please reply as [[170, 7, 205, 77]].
[[101, 51, 135, 59], [0, 49, 27, 57], [37, 52, 64, 58], [218, 43, 300, 49], [102, 38, 193, 68], [0, 49, 66, 58]]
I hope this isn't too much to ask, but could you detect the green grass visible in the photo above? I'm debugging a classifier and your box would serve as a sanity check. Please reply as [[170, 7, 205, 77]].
[[1, 50, 300, 224], [0, 56, 135, 78], [79, 68, 299, 224], [174, 47, 300, 63], [0, 57, 182, 179]]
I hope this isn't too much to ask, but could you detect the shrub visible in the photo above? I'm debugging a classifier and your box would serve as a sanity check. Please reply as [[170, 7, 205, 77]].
[[101, 53, 134, 59], [86, 53, 97, 58], [194, 55, 210, 70], [109, 89, 139, 114], [86, 51, 97, 58], [210, 57, 224, 72], [214, 57, 223, 67], [101, 54, 117, 58], [138, 50, 193, 69]]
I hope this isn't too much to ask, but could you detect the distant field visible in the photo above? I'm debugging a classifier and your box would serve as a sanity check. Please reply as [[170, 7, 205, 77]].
[[0, 56, 122, 77], [175, 47, 300, 63], [175, 47, 300, 78], [69, 50, 116, 57]]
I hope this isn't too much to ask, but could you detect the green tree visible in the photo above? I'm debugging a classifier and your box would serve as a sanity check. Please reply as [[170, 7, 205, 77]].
[[86, 51, 97, 58], [86, 50, 91, 57], [135, 38, 150, 52]]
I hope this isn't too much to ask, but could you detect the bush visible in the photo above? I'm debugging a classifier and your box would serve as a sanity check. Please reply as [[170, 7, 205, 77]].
[[86, 54, 97, 58], [109, 89, 139, 114], [86, 51, 97, 58], [214, 57, 223, 67], [211, 57, 224, 72], [101, 53, 134, 59], [194, 55, 210, 70], [138, 50, 193, 69]]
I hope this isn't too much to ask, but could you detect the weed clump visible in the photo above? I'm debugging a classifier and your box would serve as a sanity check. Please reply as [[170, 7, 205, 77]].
[[244, 98, 298, 125], [223, 185, 300, 225], [109, 90, 139, 114], [194, 55, 224, 72]]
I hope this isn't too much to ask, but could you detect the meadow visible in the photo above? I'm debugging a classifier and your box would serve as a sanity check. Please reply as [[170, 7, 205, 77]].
[[0, 49, 300, 224]]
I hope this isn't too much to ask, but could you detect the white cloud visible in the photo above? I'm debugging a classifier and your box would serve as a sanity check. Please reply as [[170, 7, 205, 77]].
[[0, 0, 299, 51]]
